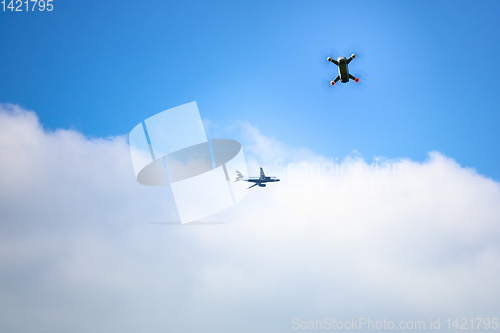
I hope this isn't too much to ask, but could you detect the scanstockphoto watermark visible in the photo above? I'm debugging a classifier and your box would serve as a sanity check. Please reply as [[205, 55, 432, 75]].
[[292, 318, 426, 331], [274, 158, 405, 178], [291, 317, 500, 331]]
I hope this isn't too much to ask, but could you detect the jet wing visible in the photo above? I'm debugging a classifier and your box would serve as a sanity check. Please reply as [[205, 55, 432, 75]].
[[247, 183, 259, 189], [260, 167, 265, 180]]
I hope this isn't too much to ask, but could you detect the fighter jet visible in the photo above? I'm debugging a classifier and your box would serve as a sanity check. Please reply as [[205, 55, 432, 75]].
[[327, 54, 359, 86], [235, 167, 280, 189]]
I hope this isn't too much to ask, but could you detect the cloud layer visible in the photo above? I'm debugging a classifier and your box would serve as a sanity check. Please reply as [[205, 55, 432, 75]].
[[1, 104, 499, 333]]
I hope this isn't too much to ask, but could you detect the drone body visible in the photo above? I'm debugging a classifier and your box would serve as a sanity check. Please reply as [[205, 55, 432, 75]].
[[327, 54, 359, 86]]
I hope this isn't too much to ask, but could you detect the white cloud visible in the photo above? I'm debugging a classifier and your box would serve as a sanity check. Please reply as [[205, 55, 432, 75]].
[[0, 104, 499, 332]]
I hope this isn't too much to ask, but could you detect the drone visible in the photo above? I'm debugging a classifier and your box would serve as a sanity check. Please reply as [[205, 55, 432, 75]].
[[327, 54, 359, 86]]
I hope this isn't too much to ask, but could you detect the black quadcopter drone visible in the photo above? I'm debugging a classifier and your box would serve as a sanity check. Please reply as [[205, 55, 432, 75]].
[[327, 54, 359, 86]]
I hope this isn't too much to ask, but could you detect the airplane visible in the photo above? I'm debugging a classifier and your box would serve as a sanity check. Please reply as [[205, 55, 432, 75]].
[[327, 54, 359, 86], [235, 167, 280, 189]]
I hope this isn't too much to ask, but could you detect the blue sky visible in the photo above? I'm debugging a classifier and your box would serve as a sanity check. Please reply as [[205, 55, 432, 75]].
[[2, 2, 500, 331], [1, 0, 500, 178]]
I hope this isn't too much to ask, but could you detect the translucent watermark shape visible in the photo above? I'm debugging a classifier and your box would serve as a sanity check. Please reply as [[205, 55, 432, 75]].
[[129, 102, 248, 224]]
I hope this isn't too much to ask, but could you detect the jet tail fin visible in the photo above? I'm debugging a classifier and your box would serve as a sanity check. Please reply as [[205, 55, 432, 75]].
[[260, 167, 266, 180]]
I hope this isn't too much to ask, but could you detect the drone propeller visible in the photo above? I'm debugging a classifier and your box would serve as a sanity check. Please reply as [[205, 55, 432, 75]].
[[347, 43, 365, 61], [319, 46, 340, 68]]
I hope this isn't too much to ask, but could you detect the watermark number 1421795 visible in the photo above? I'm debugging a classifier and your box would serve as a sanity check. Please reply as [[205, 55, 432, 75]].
[[2, 0, 53, 11]]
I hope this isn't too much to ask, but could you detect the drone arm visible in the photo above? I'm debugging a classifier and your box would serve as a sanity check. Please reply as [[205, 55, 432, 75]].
[[348, 74, 359, 83], [346, 54, 356, 64], [330, 75, 340, 86], [327, 57, 339, 66]]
